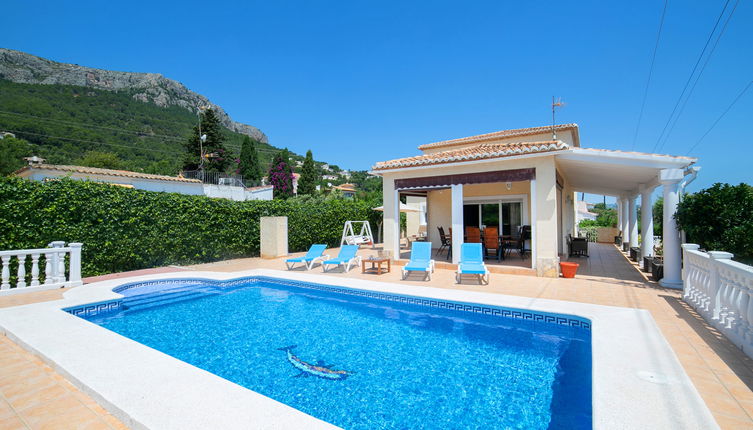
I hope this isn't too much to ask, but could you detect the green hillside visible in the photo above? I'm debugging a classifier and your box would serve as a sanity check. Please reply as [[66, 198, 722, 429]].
[[0, 79, 297, 175]]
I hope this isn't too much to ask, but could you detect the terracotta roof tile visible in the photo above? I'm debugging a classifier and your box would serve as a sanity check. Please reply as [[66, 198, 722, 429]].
[[418, 124, 578, 151], [373, 140, 568, 171], [16, 164, 202, 183]]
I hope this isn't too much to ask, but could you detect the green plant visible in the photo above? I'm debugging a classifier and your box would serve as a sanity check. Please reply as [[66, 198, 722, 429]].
[[76, 151, 126, 170], [268, 149, 294, 199], [0, 136, 33, 175], [0, 177, 382, 277], [676, 183, 753, 264], [578, 225, 598, 242], [183, 108, 230, 173], [297, 150, 317, 196], [238, 135, 262, 182]]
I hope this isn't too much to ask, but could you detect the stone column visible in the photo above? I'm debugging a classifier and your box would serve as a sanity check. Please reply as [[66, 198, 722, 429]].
[[629, 196, 638, 249], [450, 183, 464, 265], [640, 186, 655, 259], [659, 168, 684, 289]]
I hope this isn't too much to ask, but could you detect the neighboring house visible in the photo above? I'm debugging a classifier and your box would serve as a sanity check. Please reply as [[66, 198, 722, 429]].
[[332, 183, 356, 198], [373, 123, 697, 286], [0, 131, 16, 139], [322, 174, 338, 181], [16, 164, 273, 201], [321, 164, 331, 172], [576, 200, 598, 224]]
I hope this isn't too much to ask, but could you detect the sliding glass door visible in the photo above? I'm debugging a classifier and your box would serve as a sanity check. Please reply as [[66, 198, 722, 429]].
[[463, 201, 523, 236]]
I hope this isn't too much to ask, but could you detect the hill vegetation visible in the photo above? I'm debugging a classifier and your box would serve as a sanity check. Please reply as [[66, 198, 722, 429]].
[[0, 79, 292, 175]]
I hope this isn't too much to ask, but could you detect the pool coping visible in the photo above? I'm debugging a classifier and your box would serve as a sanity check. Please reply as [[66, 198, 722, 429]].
[[0, 269, 718, 430]]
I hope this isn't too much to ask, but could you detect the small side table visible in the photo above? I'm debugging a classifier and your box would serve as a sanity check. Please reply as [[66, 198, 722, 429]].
[[362, 257, 391, 275]]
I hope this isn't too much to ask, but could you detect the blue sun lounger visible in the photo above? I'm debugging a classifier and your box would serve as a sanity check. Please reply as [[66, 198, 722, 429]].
[[322, 245, 361, 272], [286, 244, 329, 270], [402, 241, 435, 281], [456, 243, 490, 285]]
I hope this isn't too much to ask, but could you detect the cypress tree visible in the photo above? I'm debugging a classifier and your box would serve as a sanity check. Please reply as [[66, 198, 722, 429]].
[[268, 149, 294, 199], [297, 150, 317, 195], [183, 108, 230, 173], [239, 135, 262, 183]]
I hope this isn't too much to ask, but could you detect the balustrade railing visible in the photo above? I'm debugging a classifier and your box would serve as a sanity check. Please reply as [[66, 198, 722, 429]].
[[682, 244, 753, 358], [0, 242, 82, 296]]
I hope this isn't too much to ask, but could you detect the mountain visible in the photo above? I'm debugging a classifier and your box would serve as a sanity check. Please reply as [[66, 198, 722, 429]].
[[0, 48, 267, 143]]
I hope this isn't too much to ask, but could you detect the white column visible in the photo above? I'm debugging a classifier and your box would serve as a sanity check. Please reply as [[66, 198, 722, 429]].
[[450, 183, 463, 265], [629, 196, 638, 249], [621, 197, 630, 250], [68, 243, 83, 286], [392, 190, 400, 259], [660, 168, 684, 289], [640, 186, 655, 259], [530, 178, 537, 268]]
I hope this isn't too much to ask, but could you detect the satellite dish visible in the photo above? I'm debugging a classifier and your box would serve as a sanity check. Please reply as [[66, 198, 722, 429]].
[[200, 134, 207, 142]]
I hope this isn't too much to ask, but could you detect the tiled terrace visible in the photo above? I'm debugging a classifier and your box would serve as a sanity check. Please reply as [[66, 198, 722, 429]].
[[1, 243, 753, 428]]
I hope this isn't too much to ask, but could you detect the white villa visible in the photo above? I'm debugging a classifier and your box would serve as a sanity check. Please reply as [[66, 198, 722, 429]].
[[16, 164, 274, 201], [373, 123, 698, 285]]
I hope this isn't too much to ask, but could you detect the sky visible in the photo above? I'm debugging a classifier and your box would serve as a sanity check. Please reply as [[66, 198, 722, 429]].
[[4, 0, 752, 203]]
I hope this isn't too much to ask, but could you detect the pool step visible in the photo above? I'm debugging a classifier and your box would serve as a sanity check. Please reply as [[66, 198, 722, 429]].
[[123, 289, 216, 311]]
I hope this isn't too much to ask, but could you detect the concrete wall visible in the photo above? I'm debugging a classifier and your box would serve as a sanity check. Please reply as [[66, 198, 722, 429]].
[[381, 155, 561, 276]]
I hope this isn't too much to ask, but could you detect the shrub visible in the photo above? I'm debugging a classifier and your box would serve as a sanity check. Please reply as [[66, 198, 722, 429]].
[[0, 177, 382, 276], [676, 183, 753, 263]]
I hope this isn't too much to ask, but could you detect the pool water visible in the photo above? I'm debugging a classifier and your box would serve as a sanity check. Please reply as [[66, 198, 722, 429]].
[[82, 279, 591, 429]]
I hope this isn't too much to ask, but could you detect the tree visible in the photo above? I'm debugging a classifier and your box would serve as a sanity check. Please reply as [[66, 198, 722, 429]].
[[183, 108, 230, 173], [297, 150, 317, 195], [239, 136, 262, 183], [676, 183, 753, 263], [77, 151, 126, 170], [268, 149, 294, 199], [0, 137, 33, 176], [653, 197, 663, 237]]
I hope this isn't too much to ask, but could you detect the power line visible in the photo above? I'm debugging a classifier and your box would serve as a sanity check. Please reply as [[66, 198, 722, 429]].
[[0, 110, 186, 142], [651, 0, 731, 153], [656, 0, 740, 152], [6, 129, 179, 154], [0, 110, 281, 154], [631, 0, 669, 151], [685, 79, 752, 155]]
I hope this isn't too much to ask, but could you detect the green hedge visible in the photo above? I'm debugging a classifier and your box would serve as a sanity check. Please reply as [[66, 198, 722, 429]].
[[0, 177, 382, 276]]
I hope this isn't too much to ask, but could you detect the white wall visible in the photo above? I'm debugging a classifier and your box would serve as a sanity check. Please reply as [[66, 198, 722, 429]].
[[203, 185, 273, 201], [26, 172, 204, 195]]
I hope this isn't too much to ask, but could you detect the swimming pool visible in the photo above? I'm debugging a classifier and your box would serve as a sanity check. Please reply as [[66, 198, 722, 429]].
[[68, 277, 592, 429]]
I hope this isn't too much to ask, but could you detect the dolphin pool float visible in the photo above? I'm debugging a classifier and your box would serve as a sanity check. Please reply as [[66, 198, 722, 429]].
[[277, 345, 353, 380]]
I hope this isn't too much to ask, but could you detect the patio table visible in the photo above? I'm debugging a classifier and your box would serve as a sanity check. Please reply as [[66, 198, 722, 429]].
[[362, 257, 391, 275]]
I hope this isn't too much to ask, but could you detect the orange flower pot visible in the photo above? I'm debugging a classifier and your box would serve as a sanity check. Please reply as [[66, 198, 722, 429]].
[[560, 262, 579, 278]]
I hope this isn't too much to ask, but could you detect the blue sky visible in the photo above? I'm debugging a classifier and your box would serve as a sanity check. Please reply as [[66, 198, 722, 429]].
[[4, 0, 752, 201]]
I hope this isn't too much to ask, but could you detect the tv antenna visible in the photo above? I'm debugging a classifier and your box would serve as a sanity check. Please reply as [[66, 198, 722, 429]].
[[551, 97, 565, 140]]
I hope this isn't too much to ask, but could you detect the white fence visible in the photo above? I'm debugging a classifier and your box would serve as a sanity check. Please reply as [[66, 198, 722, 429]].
[[0, 242, 83, 296], [682, 243, 753, 358]]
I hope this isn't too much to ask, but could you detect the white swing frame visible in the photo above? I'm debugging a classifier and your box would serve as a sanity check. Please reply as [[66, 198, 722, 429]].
[[340, 221, 375, 248]]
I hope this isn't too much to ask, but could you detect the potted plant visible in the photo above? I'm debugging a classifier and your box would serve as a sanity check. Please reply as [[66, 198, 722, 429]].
[[643, 255, 652, 272], [560, 261, 579, 278], [650, 246, 663, 281], [630, 247, 640, 262]]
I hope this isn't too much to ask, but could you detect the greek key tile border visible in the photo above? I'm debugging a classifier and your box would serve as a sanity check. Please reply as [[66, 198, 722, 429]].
[[65, 276, 591, 331]]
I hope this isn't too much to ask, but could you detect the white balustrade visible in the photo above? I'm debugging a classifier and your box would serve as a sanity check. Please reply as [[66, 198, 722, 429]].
[[682, 244, 753, 359], [0, 242, 83, 296]]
